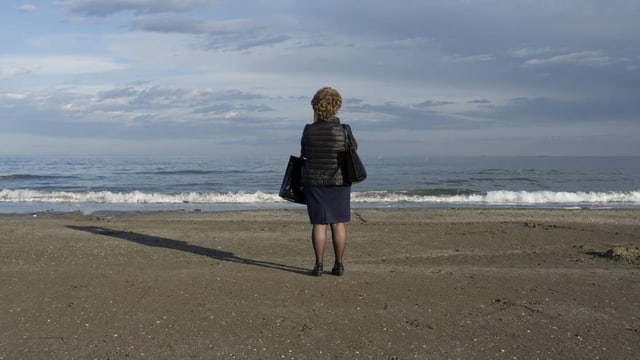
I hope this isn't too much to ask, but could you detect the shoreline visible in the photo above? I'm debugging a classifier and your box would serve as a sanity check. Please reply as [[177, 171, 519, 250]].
[[3, 203, 640, 216], [3, 206, 640, 227], [1, 208, 639, 359]]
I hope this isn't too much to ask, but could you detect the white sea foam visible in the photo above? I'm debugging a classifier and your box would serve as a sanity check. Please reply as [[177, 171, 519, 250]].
[[0, 189, 281, 204], [2, 189, 639, 206], [353, 190, 640, 205]]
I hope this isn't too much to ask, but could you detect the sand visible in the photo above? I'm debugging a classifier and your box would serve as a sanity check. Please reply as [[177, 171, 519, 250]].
[[1, 208, 639, 360]]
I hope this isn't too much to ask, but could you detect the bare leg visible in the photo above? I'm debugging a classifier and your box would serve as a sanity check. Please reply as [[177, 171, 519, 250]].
[[330, 223, 347, 264]]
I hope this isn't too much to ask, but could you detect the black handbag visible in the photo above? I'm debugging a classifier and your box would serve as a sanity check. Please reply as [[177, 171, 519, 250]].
[[278, 155, 306, 204], [343, 125, 367, 183]]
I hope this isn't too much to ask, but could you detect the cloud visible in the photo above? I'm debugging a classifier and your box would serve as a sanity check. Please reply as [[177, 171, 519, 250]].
[[524, 51, 627, 67], [343, 102, 465, 131], [468, 99, 491, 104], [60, 0, 211, 16], [129, 14, 291, 51], [130, 15, 254, 35], [193, 103, 272, 115], [0, 92, 28, 100], [0, 84, 279, 139], [462, 95, 640, 126], [509, 47, 564, 58], [414, 100, 456, 108], [0, 55, 125, 75], [441, 54, 494, 64], [17, 4, 38, 12], [0, 67, 32, 79], [3, 1, 639, 156]]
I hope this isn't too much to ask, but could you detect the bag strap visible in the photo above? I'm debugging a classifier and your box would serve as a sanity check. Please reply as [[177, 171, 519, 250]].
[[342, 124, 354, 150], [328, 124, 351, 179]]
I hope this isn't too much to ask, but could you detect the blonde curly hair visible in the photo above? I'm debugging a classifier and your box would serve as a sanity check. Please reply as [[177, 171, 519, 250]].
[[311, 87, 342, 120]]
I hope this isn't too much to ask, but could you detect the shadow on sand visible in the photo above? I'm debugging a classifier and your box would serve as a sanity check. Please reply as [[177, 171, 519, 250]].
[[67, 225, 310, 276]]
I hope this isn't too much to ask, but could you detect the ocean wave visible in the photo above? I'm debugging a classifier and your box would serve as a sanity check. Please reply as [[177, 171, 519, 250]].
[[0, 174, 75, 181], [353, 190, 640, 205], [1, 189, 639, 206], [0, 189, 280, 204], [146, 169, 273, 175]]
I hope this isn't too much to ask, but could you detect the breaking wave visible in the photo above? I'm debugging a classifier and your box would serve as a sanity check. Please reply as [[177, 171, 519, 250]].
[[2, 189, 639, 206]]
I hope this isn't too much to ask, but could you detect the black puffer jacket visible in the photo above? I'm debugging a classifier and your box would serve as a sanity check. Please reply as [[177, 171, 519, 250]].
[[300, 117, 357, 187]]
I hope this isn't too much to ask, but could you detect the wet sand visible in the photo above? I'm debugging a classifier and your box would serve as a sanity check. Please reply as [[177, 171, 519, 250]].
[[1, 208, 639, 359]]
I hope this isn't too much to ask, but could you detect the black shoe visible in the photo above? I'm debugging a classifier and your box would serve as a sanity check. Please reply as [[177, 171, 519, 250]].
[[311, 263, 323, 276], [331, 262, 344, 276]]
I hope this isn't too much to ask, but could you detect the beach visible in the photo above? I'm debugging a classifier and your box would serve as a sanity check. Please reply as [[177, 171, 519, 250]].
[[1, 208, 639, 360]]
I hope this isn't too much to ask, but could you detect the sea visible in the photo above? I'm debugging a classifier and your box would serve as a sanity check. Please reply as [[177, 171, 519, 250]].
[[1, 155, 639, 214]]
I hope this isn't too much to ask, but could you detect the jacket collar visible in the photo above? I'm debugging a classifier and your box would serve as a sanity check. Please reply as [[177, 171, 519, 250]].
[[318, 116, 340, 123]]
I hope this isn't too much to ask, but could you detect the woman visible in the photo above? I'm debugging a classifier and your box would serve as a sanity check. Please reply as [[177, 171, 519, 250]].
[[300, 87, 358, 277]]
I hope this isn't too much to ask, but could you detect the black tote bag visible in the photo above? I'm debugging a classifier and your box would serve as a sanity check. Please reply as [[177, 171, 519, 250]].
[[343, 125, 367, 183], [278, 155, 306, 204]]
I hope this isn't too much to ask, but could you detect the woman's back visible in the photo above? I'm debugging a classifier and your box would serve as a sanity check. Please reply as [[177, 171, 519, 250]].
[[301, 118, 347, 186]]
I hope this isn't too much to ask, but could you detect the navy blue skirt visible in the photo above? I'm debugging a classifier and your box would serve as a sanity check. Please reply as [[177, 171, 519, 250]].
[[303, 186, 351, 224]]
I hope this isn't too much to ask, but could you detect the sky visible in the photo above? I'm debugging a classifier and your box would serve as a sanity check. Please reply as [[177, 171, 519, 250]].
[[1, 0, 639, 158]]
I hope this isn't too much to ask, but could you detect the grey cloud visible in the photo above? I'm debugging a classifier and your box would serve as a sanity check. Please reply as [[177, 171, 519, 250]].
[[193, 104, 235, 114], [193, 103, 273, 115], [128, 87, 196, 106], [441, 54, 494, 64], [129, 14, 289, 51], [17, 4, 38, 12], [86, 86, 191, 109], [344, 102, 469, 131], [244, 2, 638, 97], [464, 96, 640, 125], [96, 86, 264, 107], [130, 15, 254, 35], [0, 92, 273, 141], [414, 100, 456, 108], [343, 98, 364, 105], [468, 99, 491, 104], [347, 91, 640, 136], [243, 104, 272, 112], [130, 15, 209, 34], [299, 1, 640, 58], [228, 35, 290, 51], [61, 0, 210, 16], [509, 47, 559, 58], [197, 89, 264, 101], [98, 87, 139, 100], [8, 1, 640, 156], [0, 67, 32, 79], [523, 51, 628, 67]]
